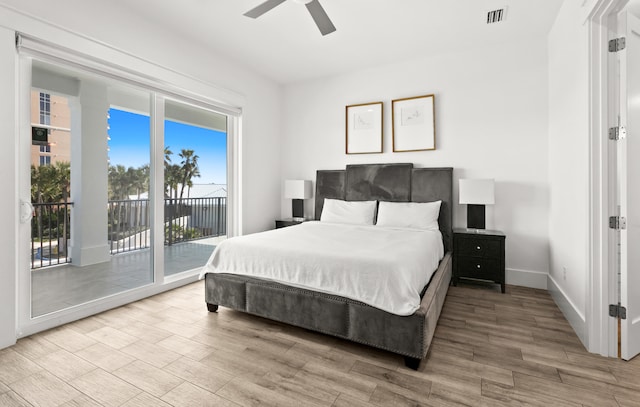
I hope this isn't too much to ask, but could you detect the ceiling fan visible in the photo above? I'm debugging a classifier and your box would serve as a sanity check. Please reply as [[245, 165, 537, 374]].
[[244, 0, 336, 36]]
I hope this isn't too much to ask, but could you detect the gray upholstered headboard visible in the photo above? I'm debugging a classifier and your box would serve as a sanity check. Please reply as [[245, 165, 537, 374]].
[[315, 163, 453, 253]]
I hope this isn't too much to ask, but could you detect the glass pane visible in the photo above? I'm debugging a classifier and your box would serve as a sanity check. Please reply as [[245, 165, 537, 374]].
[[163, 99, 227, 276], [30, 60, 153, 317]]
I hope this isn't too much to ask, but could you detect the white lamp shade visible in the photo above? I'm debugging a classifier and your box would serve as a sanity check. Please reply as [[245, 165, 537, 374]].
[[284, 180, 312, 199], [459, 179, 495, 205]]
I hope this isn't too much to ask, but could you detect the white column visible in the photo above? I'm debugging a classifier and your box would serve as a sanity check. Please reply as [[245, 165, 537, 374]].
[[70, 79, 110, 266]]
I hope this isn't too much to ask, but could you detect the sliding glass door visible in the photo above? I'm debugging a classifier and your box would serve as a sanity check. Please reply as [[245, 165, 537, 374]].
[[28, 60, 154, 317], [163, 99, 228, 277], [18, 52, 234, 333]]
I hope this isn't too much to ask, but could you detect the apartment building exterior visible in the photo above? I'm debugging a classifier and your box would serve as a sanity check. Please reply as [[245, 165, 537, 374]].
[[30, 90, 70, 167]]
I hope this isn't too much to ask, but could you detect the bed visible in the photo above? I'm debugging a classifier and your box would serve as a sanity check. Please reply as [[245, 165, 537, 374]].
[[203, 163, 453, 369]]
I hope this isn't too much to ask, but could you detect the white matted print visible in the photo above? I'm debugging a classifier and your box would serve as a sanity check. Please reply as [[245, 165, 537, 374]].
[[392, 94, 435, 152], [346, 102, 383, 154]]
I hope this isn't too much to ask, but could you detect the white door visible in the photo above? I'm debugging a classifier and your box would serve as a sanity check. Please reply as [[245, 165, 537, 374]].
[[618, 11, 640, 361]]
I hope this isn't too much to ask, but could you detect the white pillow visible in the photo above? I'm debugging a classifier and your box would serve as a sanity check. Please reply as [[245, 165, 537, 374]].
[[376, 200, 441, 230], [320, 199, 377, 225]]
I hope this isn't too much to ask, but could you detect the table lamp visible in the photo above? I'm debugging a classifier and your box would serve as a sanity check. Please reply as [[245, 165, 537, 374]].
[[459, 178, 495, 229], [284, 180, 312, 221]]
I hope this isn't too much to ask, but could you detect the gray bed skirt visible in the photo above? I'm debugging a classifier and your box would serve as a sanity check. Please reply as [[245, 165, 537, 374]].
[[204, 251, 452, 364]]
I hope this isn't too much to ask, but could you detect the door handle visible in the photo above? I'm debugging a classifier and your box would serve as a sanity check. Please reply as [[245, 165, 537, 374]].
[[20, 200, 34, 223]]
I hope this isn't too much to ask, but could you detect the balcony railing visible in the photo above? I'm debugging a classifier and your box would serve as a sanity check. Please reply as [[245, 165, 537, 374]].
[[164, 197, 227, 247], [31, 202, 73, 269], [32, 197, 226, 268], [108, 199, 151, 254]]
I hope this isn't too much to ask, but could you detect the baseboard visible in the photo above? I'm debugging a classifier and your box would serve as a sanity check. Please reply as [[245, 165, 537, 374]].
[[547, 275, 587, 348], [506, 268, 548, 289], [0, 335, 16, 350], [70, 244, 110, 266]]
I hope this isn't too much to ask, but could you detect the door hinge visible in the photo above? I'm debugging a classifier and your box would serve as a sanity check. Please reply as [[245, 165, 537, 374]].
[[609, 216, 627, 230], [609, 126, 626, 140], [609, 37, 626, 52], [609, 304, 627, 319]]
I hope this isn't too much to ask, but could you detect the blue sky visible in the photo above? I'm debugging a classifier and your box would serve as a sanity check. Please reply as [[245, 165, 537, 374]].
[[108, 108, 227, 184]]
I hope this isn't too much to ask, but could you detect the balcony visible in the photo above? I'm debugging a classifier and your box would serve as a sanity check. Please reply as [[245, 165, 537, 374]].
[[31, 197, 226, 269]]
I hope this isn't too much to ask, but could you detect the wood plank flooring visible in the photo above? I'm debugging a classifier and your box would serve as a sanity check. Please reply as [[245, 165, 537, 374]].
[[1, 281, 638, 406]]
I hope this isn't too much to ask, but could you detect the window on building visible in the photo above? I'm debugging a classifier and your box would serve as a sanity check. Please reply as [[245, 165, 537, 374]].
[[39, 144, 51, 153], [39, 155, 51, 166], [39, 92, 50, 125]]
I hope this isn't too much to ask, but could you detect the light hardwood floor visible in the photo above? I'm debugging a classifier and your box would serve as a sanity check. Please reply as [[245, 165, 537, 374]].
[[1, 281, 638, 406]]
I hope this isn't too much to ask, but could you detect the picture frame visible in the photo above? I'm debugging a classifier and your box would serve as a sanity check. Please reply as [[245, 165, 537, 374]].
[[392, 94, 435, 152], [345, 101, 383, 154]]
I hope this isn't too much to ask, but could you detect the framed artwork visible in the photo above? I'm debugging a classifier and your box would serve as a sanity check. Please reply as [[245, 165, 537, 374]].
[[392, 94, 435, 152], [345, 101, 383, 154]]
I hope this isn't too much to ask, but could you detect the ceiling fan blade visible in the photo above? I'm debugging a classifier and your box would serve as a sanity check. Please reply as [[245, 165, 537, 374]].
[[305, 0, 336, 35], [244, 0, 287, 18]]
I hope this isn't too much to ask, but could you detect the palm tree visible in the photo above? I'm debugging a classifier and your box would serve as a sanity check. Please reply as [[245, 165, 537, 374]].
[[52, 161, 71, 247], [178, 149, 200, 200], [31, 164, 62, 204], [164, 161, 183, 245], [31, 165, 44, 205], [163, 148, 202, 244], [31, 164, 47, 242], [53, 161, 71, 204], [107, 164, 153, 243], [136, 164, 151, 199], [185, 165, 200, 198], [30, 161, 71, 245], [131, 164, 149, 230], [165, 164, 181, 199], [108, 164, 129, 200], [164, 146, 173, 167], [108, 164, 131, 240], [125, 167, 139, 197], [164, 146, 177, 198]]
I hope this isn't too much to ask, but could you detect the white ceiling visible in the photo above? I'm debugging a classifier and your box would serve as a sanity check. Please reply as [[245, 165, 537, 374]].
[[69, 1, 567, 84]]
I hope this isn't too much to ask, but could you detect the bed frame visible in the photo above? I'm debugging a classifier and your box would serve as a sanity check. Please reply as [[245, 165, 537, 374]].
[[205, 164, 453, 369]]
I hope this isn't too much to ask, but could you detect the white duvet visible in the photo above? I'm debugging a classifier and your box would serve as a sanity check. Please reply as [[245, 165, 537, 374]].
[[200, 221, 444, 316]]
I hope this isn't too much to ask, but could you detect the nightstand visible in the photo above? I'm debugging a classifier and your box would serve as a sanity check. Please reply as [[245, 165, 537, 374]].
[[275, 218, 306, 229], [453, 228, 506, 293]]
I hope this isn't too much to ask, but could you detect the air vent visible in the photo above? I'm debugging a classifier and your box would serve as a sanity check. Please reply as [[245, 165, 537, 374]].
[[487, 7, 507, 24]]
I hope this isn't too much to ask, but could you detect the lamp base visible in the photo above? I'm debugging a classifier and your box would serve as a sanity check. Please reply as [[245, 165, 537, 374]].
[[292, 199, 304, 219], [467, 204, 486, 229]]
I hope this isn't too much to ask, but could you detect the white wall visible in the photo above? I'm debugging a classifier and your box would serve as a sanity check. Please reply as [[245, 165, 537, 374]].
[[281, 39, 550, 287], [0, 26, 18, 349], [0, 0, 282, 348], [547, 0, 590, 343]]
